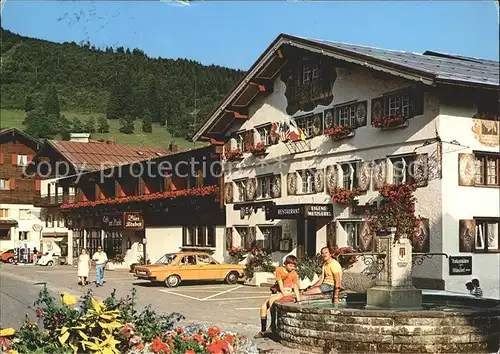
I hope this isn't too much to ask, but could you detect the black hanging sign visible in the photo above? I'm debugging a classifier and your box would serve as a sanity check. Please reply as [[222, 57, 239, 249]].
[[448, 256, 472, 276]]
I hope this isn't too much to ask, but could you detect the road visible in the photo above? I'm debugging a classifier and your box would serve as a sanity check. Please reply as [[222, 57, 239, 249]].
[[0, 264, 304, 353]]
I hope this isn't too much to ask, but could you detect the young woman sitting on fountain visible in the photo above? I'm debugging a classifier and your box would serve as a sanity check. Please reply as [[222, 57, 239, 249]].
[[254, 255, 301, 338], [471, 278, 483, 298], [302, 247, 343, 304]]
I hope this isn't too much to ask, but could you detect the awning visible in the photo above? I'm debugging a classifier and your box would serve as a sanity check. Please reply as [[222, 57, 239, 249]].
[[0, 219, 18, 228], [42, 232, 68, 238]]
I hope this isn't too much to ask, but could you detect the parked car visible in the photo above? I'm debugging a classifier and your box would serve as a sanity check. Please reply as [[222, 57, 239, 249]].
[[0, 249, 16, 263], [37, 252, 58, 266], [134, 251, 246, 287]]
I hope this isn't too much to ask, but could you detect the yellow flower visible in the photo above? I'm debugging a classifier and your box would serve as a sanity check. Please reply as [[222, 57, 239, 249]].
[[0, 328, 15, 336], [5, 350, 19, 354], [60, 292, 77, 306]]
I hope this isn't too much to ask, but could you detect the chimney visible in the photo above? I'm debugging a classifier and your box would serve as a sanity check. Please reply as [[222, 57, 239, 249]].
[[169, 142, 178, 153], [70, 133, 91, 143]]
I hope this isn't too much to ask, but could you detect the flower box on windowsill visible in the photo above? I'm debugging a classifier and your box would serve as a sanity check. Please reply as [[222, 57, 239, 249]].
[[380, 120, 409, 130], [251, 150, 268, 157], [325, 125, 355, 141], [371, 115, 409, 130], [331, 131, 355, 141]]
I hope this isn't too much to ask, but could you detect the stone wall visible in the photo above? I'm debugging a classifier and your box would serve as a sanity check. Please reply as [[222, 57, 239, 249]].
[[276, 298, 500, 353]]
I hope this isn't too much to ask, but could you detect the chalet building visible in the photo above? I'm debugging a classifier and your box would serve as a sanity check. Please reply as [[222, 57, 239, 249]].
[[0, 128, 42, 254], [193, 34, 500, 298], [49, 144, 224, 268], [26, 133, 172, 265]]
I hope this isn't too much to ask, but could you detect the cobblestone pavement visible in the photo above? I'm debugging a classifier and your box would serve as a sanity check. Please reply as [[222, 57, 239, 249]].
[[0, 264, 308, 353]]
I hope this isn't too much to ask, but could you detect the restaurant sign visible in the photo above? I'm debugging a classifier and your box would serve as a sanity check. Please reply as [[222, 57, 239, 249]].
[[266, 204, 333, 220], [448, 256, 472, 276], [123, 212, 144, 230], [102, 213, 123, 229]]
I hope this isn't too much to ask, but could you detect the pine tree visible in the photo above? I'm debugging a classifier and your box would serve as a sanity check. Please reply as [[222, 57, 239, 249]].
[[119, 116, 134, 134], [43, 86, 61, 118], [23, 109, 58, 138], [24, 95, 35, 112], [142, 109, 153, 133], [106, 84, 121, 120], [85, 116, 97, 133], [71, 117, 85, 133], [59, 115, 72, 140], [97, 116, 110, 133]]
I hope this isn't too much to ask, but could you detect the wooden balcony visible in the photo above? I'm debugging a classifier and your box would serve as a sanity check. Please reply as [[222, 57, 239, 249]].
[[33, 194, 76, 207]]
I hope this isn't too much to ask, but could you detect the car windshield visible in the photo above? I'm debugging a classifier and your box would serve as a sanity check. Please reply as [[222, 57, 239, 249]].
[[155, 253, 176, 265]]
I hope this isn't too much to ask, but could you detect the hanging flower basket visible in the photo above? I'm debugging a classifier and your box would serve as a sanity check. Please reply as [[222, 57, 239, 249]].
[[324, 124, 355, 141], [371, 114, 408, 130], [331, 187, 363, 205], [333, 246, 358, 269], [246, 142, 267, 156], [224, 149, 243, 161]]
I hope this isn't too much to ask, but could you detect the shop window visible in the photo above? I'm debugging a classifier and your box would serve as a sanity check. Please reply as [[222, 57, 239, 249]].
[[340, 221, 362, 249], [0, 229, 10, 240], [0, 209, 9, 218], [475, 153, 499, 186], [0, 179, 10, 190], [105, 232, 123, 259], [259, 226, 282, 252], [390, 155, 416, 184], [235, 227, 251, 249], [298, 169, 316, 194], [19, 231, 29, 241], [207, 226, 216, 247], [475, 218, 499, 252], [183, 226, 216, 247], [340, 163, 358, 190], [257, 175, 272, 199]]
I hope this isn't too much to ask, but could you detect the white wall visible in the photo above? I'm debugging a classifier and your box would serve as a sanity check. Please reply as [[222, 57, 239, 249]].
[[439, 104, 500, 299], [0, 203, 42, 251], [145, 227, 183, 265]]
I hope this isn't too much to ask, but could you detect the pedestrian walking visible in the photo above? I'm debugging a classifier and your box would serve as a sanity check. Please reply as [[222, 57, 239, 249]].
[[78, 248, 91, 286], [92, 246, 108, 287]]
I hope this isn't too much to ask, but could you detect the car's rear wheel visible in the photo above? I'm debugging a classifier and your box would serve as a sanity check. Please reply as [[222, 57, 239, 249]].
[[225, 271, 239, 285], [165, 275, 180, 288], [7, 257, 14, 264], [47, 261, 53, 266]]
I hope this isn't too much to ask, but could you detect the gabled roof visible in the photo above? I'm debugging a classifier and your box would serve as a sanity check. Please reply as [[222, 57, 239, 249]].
[[46, 140, 171, 172], [0, 128, 41, 151], [192, 33, 499, 141]]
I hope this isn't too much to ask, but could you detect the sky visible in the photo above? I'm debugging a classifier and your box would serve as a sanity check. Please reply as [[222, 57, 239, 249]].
[[2, 1, 499, 70]]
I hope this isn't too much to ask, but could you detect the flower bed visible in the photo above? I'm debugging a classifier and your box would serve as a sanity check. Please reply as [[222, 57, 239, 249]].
[[224, 149, 244, 161], [331, 187, 363, 205], [371, 114, 407, 129], [324, 125, 354, 141], [245, 143, 267, 156], [227, 247, 248, 262], [0, 286, 258, 354], [60, 185, 219, 209], [244, 248, 275, 280]]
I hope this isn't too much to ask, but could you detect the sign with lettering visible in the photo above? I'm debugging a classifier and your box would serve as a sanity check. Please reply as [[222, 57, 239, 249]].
[[123, 212, 144, 230], [102, 213, 123, 229], [304, 205, 333, 218], [449, 256, 472, 276], [266, 204, 333, 220]]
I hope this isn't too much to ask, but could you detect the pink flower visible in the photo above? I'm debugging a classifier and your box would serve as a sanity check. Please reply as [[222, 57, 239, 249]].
[[121, 323, 135, 338], [129, 335, 140, 345]]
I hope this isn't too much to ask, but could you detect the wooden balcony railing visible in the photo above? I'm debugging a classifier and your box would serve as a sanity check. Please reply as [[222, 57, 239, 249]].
[[33, 194, 76, 207]]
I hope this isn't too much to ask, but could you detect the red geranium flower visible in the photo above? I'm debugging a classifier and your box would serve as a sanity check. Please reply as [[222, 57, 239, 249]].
[[207, 327, 221, 338]]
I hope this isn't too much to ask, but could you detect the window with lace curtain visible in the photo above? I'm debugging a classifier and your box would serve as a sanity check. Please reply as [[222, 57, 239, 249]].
[[340, 221, 362, 249], [475, 219, 499, 251]]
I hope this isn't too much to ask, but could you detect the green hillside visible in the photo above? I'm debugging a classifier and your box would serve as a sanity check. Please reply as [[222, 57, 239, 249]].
[[0, 27, 244, 143]]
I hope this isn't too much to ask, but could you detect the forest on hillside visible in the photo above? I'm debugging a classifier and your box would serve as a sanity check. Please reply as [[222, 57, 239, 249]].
[[0, 27, 244, 138]]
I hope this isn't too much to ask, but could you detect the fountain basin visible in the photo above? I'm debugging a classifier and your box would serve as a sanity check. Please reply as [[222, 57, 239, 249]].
[[275, 292, 500, 353]]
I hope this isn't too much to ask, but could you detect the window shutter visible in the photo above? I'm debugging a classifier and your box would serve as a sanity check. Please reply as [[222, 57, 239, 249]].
[[35, 179, 41, 191], [371, 97, 383, 123], [226, 227, 233, 250], [458, 153, 476, 186], [196, 169, 204, 188], [246, 178, 256, 201], [182, 227, 187, 246], [248, 227, 256, 249], [314, 168, 325, 193], [287, 172, 297, 195], [459, 219, 476, 252], [27, 155, 33, 164], [357, 162, 372, 191], [9, 177, 15, 190], [326, 165, 338, 193], [326, 222, 337, 250], [224, 182, 233, 204], [0, 153, 4, 164], [373, 160, 387, 189], [271, 174, 282, 198], [359, 221, 374, 252], [411, 88, 424, 117], [11, 153, 17, 166], [224, 140, 232, 154], [244, 130, 254, 151], [414, 154, 429, 187]]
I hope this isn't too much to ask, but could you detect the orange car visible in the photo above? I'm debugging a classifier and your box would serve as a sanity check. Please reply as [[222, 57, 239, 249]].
[[134, 251, 245, 287], [0, 249, 16, 263]]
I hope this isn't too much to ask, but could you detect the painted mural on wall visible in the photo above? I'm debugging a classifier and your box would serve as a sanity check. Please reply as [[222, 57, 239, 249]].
[[471, 117, 499, 147], [459, 219, 476, 252], [280, 49, 337, 115], [412, 218, 430, 253], [458, 153, 476, 186]]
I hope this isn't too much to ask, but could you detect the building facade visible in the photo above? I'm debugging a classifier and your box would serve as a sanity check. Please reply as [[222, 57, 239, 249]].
[[0, 128, 42, 257], [55, 145, 226, 268], [193, 34, 500, 298]]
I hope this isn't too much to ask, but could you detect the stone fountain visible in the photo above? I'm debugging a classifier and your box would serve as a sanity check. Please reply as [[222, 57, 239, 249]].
[[275, 230, 500, 353]]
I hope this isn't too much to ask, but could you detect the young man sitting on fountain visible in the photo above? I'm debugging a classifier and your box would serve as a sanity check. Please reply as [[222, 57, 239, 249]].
[[255, 255, 301, 338], [303, 246, 343, 304]]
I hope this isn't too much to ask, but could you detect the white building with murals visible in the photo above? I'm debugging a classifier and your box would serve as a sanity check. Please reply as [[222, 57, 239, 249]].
[[193, 34, 499, 298]]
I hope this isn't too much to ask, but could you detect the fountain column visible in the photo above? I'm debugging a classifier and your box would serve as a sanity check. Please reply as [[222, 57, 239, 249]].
[[366, 229, 422, 309]]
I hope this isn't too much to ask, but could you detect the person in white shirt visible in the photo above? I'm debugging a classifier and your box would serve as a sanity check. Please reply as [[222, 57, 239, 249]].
[[92, 246, 108, 287]]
